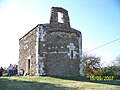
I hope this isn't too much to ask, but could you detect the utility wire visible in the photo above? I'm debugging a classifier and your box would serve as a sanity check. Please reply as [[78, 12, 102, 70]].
[[84, 37, 120, 53]]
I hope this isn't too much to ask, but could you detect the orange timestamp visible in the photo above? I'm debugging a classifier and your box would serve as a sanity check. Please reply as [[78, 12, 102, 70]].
[[89, 75, 115, 81]]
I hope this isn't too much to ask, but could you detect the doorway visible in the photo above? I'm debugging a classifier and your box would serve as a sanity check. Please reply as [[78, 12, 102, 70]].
[[28, 59, 31, 75]]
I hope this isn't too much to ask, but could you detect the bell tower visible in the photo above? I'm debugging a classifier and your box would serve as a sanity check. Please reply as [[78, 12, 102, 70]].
[[50, 7, 70, 28]]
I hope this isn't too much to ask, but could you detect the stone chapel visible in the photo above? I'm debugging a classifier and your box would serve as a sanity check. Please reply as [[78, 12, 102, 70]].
[[18, 7, 82, 76]]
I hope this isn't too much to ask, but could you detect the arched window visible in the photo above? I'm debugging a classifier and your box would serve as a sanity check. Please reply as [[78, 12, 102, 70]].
[[71, 50, 73, 59]]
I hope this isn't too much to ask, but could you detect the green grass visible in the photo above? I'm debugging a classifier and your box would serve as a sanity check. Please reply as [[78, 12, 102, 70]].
[[0, 76, 120, 90]]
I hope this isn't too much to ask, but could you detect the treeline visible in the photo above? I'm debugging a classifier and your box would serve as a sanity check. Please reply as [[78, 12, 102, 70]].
[[83, 53, 120, 79]]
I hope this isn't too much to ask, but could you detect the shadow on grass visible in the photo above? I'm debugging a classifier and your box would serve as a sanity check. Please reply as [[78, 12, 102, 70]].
[[50, 76, 120, 86], [0, 77, 74, 90]]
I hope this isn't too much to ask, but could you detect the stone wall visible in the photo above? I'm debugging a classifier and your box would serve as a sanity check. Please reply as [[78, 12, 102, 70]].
[[45, 30, 81, 76], [19, 25, 39, 75]]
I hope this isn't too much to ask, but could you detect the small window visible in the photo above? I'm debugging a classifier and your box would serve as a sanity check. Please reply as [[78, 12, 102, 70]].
[[71, 50, 73, 59], [58, 12, 63, 23]]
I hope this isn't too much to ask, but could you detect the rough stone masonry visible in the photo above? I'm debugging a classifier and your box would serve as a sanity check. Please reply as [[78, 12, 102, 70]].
[[19, 7, 82, 76]]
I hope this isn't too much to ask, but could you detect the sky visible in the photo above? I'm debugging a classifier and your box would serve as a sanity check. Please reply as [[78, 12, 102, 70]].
[[0, 0, 120, 67]]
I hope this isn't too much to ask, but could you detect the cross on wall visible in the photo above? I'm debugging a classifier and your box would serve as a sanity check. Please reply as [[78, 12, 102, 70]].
[[67, 43, 77, 59]]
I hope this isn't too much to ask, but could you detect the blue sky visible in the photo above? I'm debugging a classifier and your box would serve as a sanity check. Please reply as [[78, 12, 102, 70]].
[[0, 0, 120, 67]]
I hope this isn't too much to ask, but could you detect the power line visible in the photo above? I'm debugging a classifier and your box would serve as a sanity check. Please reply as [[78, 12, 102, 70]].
[[85, 37, 120, 53]]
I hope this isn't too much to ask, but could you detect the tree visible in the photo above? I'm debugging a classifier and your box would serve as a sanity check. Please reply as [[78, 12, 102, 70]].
[[101, 56, 120, 79], [82, 53, 101, 76], [114, 55, 120, 66]]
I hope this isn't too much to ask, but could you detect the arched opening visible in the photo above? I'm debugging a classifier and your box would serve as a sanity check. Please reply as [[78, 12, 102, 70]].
[[58, 12, 64, 23]]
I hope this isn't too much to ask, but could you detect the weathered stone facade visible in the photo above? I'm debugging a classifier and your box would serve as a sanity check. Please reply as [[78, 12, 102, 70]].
[[19, 7, 82, 76]]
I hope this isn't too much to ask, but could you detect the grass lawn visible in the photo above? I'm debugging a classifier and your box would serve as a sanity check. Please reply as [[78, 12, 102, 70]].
[[0, 76, 120, 90]]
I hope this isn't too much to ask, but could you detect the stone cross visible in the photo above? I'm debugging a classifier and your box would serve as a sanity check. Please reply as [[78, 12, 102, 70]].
[[67, 43, 77, 59]]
